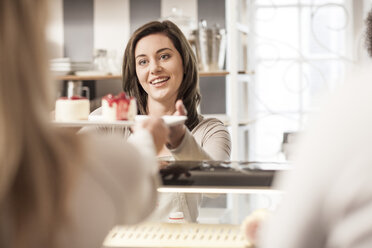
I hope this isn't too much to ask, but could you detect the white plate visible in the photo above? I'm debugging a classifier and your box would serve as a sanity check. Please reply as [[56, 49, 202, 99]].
[[53, 115, 186, 127], [135, 115, 187, 127], [53, 118, 134, 127]]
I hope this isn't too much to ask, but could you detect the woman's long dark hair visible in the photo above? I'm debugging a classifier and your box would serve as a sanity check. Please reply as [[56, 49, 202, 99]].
[[122, 20, 201, 130]]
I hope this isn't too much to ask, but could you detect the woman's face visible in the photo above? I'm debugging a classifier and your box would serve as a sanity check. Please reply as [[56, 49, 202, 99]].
[[134, 33, 184, 105]]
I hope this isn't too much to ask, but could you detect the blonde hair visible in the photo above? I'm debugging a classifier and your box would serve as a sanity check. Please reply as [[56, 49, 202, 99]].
[[0, 0, 83, 247]]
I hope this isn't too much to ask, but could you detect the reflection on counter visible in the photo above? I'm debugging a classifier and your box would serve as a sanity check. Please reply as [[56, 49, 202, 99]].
[[159, 160, 290, 188], [101, 161, 288, 247]]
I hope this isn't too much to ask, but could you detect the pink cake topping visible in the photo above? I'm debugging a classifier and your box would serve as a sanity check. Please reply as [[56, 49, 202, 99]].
[[58, 96, 88, 100], [102, 92, 136, 120], [102, 92, 131, 107]]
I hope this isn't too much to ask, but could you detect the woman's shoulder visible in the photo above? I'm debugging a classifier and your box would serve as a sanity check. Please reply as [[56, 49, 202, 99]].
[[191, 115, 230, 142], [193, 115, 226, 131], [189, 115, 231, 159]]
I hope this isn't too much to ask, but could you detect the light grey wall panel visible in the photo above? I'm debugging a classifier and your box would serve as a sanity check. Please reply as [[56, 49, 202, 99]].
[[130, 0, 161, 34], [63, 0, 94, 61], [198, 0, 226, 114], [197, 0, 225, 28], [199, 77, 226, 114]]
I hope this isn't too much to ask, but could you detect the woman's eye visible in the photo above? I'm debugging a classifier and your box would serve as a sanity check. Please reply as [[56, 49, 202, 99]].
[[160, 54, 170, 60], [138, 60, 148, 66]]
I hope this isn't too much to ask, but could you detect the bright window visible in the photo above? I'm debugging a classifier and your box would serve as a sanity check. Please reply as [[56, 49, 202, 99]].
[[247, 0, 351, 161]]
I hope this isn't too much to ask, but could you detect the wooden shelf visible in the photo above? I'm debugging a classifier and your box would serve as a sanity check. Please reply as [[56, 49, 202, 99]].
[[55, 71, 229, 81], [199, 71, 229, 77], [55, 74, 121, 81], [238, 70, 254, 75]]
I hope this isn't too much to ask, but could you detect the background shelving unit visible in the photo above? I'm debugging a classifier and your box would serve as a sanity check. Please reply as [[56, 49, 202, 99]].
[[55, 71, 230, 82], [225, 0, 252, 161], [56, 75, 121, 81]]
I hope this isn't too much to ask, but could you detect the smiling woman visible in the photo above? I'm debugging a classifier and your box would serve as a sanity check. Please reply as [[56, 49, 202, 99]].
[[121, 20, 231, 161], [86, 20, 230, 222], [118, 20, 232, 222]]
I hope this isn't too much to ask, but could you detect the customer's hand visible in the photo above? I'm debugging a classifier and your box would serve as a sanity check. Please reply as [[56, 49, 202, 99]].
[[138, 117, 169, 154], [241, 209, 269, 246], [167, 100, 187, 149]]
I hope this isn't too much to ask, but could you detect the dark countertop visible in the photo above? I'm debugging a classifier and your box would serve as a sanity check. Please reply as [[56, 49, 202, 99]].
[[159, 161, 290, 189]]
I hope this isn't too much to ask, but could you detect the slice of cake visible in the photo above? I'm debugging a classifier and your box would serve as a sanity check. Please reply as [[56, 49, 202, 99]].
[[55, 96, 90, 121], [101, 92, 137, 121]]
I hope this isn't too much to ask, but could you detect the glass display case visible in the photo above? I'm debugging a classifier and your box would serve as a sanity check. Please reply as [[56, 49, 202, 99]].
[[102, 161, 289, 248]]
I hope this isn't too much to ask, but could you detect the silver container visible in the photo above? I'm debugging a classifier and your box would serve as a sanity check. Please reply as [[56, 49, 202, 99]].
[[192, 20, 226, 71]]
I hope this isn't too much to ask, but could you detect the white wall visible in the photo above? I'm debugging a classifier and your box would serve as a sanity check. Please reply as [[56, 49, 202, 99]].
[[161, 0, 197, 39], [94, 0, 130, 60], [161, 0, 197, 20], [46, 0, 64, 59]]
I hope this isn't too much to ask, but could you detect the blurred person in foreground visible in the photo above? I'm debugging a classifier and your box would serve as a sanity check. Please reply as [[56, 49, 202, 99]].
[[0, 1, 169, 248], [256, 8, 372, 248]]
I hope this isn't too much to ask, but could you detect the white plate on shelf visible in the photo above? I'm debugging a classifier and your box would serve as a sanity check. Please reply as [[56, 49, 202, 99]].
[[53, 115, 186, 127]]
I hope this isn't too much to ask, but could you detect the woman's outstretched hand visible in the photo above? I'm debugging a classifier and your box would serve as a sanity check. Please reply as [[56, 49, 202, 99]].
[[167, 100, 187, 149]]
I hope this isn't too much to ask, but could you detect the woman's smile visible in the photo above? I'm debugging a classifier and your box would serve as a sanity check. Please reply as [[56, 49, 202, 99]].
[[149, 76, 170, 86]]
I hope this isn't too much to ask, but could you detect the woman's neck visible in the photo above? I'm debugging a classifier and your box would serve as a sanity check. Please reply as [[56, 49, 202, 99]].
[[147, 98, 176, 116]]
